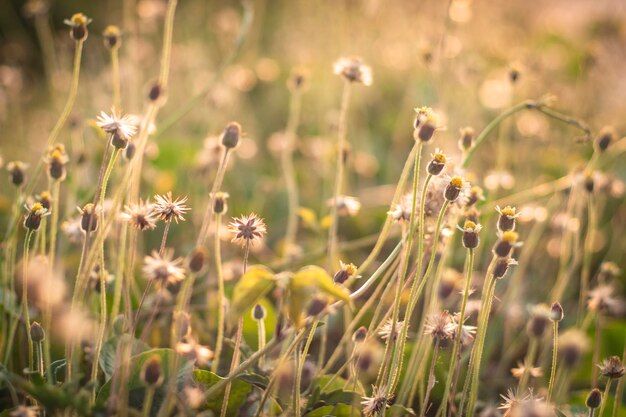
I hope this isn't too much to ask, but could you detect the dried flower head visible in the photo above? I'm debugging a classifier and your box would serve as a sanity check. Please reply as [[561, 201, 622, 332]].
[[221, 121, 242, 149], [327, 195, 361, 217], [493, 231, 522, 258], [77, 203, 99, 232], [413, 107, 439, 142], [334, 56, 373, 85], [361, 385, 391, 416], [211, 191, 229, 214], [142, 250, 186, 285], [444, 175, 470, 202], [587, 284, 626, 315], [457, 220, 482, 249], [493, 257, 518, 279], [24, 202, 50, 231], [451, 313, 477, 346], [64, 13, 91, 41], [427, 148, 448, 175], [228, 213, 267, 248], [176, 338, 214, 365], [7, 161, 28, 186], [333, 260, 360, 284], [379, 318, 403, 341], [424, 310, 455, 340], [119, 199, 157, 231], [598, 356, 625, 379], [96, 108, 138, 148], [44, 144, 70, 181], [153, 192, 190, 223], [495, 205, 521, 232], [103, 25, 121, 49]]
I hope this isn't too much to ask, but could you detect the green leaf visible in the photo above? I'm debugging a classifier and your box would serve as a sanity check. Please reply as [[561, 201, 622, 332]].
[[97, 348, 193, 417], [242, 297, 277, 350], [99, 334, 150, 381], [305, 403, 361, 417], [193, 369, 253, 416], [229, 266, 276, 324], [288, 266, 350, 328]]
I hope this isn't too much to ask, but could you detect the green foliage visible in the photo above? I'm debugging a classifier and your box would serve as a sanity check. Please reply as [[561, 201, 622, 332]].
[[194, 369, 253, 416], [229, 266, 276, 324]]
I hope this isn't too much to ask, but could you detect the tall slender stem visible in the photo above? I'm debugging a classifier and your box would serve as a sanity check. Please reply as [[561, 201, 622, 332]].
[[327, 82, 352, 270], [111, 47, 121, 110], [598, 379, 613, 417], [295, 320, 318, 417], [421, 339, 441, 417], [158, 221, 171, 257], [220, 318, 243, 417], [197, 149, 232, 247], [22, 230, 34, 373], [212, 213, 225, 373], [547, 321, 559, 402]]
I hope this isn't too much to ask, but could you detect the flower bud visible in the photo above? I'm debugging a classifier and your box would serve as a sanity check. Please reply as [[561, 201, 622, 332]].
[[141, 355, 163, 387], [212, 192, 229, 214], [496, 205, 519, 232], [253, 303, 266, 320], [493, 258, 517, 279], [79, 203, 98, 232], [148, 82, 162, 102], [586, 388, 602, 409], [458, 127, 475, 151], [444, 176, 467, 202], [103, 25, 121, 49], [64, 13, 91, 41], [188, 247, 207, 272], [30, 321, 45, 343], [24, 203, 48, 231], [45, 145, 69, 181], [550, 301, 564, 322], [594, 127, 614, 152], [352, 326, 367, 343], [333, 261, 359, 284], [426, 149, 447, 176], [493, 231, 519, 257], [459, 220, 481, 249], [37, 191, 52, 210], [7, 161, 27, 187], [221, 122, 242, 149]]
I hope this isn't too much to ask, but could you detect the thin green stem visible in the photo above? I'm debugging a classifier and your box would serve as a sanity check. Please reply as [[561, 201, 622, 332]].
[[295, 320, 318, 417], [547, 321, 559, 402], [111, 47, 121, 110], [220, 317, 243, 417], [22, 230, 34, 373], [212, 213, 225, 373], [257, 317, 266, 369], [197, 149, 232, 247], [421, 339, 441, 417], [598, 379, 613, 417], [142, 386, 155, 417]]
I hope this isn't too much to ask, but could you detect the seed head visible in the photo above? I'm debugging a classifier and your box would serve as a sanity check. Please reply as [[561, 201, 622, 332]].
[[458, 127, 475, 151], [153, 192, 190, 223], [228, 213, 267, 248], [424, 310, 455, 340], [586, 388, 602, 409], [78, 203, 99, 232], [142, 250, 186, 285], [30, 321, 45, 343], [598, 356, 625, 379], [493, 257, 517, 279], [333, 57, 373, 86], [211, 191, 229, 214], [7, 161, 28, 186], [119, 199, 158, 231], [103, 25, 121, 49], [253, 303, 266, 320], [328, 195, 362, 217], [495, 205, 520, 232], [333, 260, 360, 284], [44, 144, 69, 181], [24, 202, 50, 231], [427, 148, 447, 175], [221, 121, 242, 149], [64, 13, 91, 41], [96, 109, 137, 149], [361, 385, 391, 416], [457, 220, 482, 249], [141, 355, 164, 387], [287, 68, 309, 92]]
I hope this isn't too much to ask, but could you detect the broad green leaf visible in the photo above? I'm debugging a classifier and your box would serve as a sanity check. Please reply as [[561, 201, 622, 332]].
[[229, 266, 276, 324], [305, 403, 361, 417], [288, 266, 350, 328], [194, 369, 252, 416], [242, 297, 277, 350], [99, 334, 150, 381]]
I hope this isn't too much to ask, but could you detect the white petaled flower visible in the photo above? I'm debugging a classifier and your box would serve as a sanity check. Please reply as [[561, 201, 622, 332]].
[[153, 192, 190, 223], [334, 57, 373, 86], [387, 193, 412, 223], [328, 195, 361, 217], [119, 199, 158, 231], [96, 108, 138, 141], [587, 284, 625, 315], [361, 385, 391, 416], [142, 250, 186, 285]]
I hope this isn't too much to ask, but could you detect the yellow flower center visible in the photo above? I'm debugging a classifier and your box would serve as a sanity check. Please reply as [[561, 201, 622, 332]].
[[501, 206, 516, 216], [433, 152, 447, 163], [502, 231, 519, 242], [450, 176, 464, 188], [30, 203, 44, 212], [463, 220, 477, 230], [71, 13, 88, 26]]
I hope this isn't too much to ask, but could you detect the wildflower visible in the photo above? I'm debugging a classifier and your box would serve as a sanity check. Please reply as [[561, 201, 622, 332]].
[[253, 304, 266, 320], [457, 220, 482, 249], [550, 301, 564, 322], [598, 261, 621, 282], [598, 356, 625, 379], [24, 202, 50, 231], [176, 338, 214, 365], [333, 260, 360, 284], [424, 310, 455, 340], [493, 231, 522, 257], [444, 176, 470, 202], [119, 200, 158, 231], [7, 161, 28, 186], [511, 362, 543, 380], [466, 186, 485, 207], [44, 144, 69, 181], [333, 57, 373, 86], [36, 191, 52, 210], [495, 205, 521, 232], [413, 107, 438, 142], [451, 313, 477, 346], [221, 121, 242, 149], [88, 264, 113, 293], [211, 191, 229, 214], [587, 284, 626, 315], [583, 171, 595, 193], [559, 329, 590, 368], [586, 388, 602, 409], [96, 108, 138, 149], [427, 148, 447, 175], [494, 257, 518, 279], [361, 385, 391, 416], [526, 304, 552, 338], [594, 126, 615, 152], [153, 192, 190, 223], [141, 355, 164, 387], [327, 195, 361, 217], [379, 318, 403, 341], [458, 126, 475, 151], [228, 213, 267, 248], [142, 250, 186, 285], [78, 203, 99, 232], [64, 13, 91, 41], [103, 25, 121, 49], [30, 321, 45, 343]]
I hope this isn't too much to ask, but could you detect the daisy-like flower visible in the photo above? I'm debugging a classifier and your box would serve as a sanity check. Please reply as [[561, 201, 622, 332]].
[[511, 362, 543, 380], [333, 260, 361, 284], [466, 185, 485, 207], [23, 202, 50, 231], [587, 284, 626, 315], [96, 108, 138, 147], [450, 312, 477, 346], [443, 175, 471, 203], [598, 356, 625, 379], [63, 13, 91, 41], [327, 195, 361, 217], [427, 148, 448, 175], [228, 213, 267, 248], [43, 144, 70, 181], [119, 199, 158, 231], [361, 385, 391, 416], [7, 160, 28, 186], [424, 310, 455, 340], [153, 192, 190, 223], [142, 250, 186, 285], [413, 107, 439, 142], [176, 337, 215, 366], [333, 57, 373, 86], [379, 318, 403, 341], [457, 220, 482, 249], [493, 231, 523, 258], [495, 205, 522, 232]]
